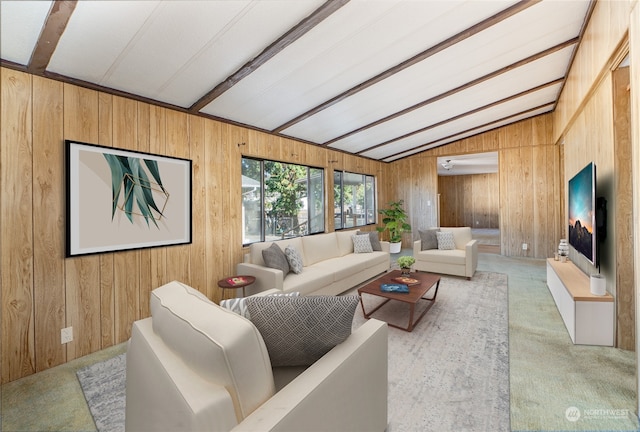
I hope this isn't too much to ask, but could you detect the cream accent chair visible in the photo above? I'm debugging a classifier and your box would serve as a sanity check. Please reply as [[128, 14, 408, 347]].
[[412, 227, 478, 280], [125, 281, 389, 432]]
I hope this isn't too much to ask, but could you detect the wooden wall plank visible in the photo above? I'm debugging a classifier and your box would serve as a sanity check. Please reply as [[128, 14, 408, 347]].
[[137, 102, 153, 320], [149, 106, 167, 294], [32, 75, 65, 372], [613, 66, 634, 350], [63, 83, 101, 362], [164, 110, 191, 285], [189, 115, 207, 293], [98, 93, 115, 349], [112, 96, 140, 343], [1, 68, 35, 383]]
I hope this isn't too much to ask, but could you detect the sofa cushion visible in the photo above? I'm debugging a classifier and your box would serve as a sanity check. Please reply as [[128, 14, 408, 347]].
[[335, 230, 356, 256], [419, 228, 440, 250], [262, 243, 290, 275], [245, 295, 359, 367], [436, 231, 456, 250], [416, 249, 466, 265], [281, 267, 335, 295], [352, 234, 373, 253], [302, 233, 339, 266], [285, 245, 304, 274], [447, 227, 472, 249], [150, 281, 275, 421]]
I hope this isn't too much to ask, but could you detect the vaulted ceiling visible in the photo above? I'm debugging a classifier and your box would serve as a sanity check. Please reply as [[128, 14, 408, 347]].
[[1, 0, 593, 162]]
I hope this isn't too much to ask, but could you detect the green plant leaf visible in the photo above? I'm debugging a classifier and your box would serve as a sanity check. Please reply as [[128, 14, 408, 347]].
[[143, 159, 166, 194], [103, 154, 125, 219]]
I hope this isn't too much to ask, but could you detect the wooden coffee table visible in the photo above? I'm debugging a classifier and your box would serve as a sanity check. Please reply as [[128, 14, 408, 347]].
[[357, 270, 440, 332]]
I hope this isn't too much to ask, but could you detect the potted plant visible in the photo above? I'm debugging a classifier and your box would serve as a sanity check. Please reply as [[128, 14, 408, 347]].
[[396, 255, 416, 276], [377, 200, 411, 254]]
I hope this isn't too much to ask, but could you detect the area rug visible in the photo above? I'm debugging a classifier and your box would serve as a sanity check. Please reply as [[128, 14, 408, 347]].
[[76, 353, 126, 432], [349, 270, 510, 432], [77, 271, 508, 432]]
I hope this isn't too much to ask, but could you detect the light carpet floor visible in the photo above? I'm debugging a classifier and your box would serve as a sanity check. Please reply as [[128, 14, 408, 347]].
[[2, 253, 637, 431], [350, 270, 509, 431]]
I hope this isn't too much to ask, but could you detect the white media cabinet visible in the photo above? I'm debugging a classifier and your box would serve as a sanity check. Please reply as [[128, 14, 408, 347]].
[[546, 258, 614, 346]]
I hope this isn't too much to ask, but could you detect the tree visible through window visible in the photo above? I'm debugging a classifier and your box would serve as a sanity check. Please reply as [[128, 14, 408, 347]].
[[334, 171, 376, 230], [242, 157, 324, 245]]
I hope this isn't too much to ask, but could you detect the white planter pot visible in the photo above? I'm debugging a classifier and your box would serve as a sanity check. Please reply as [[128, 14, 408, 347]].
[[390, 242, 402, 254]]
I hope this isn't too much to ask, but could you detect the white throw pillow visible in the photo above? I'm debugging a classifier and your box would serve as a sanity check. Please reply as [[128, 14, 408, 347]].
[[352, 234, 373, 253], [436, 231, 456, 250]]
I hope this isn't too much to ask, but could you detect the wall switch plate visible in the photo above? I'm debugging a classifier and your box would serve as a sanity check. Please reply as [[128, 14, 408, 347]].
[[61, 327, 73, 344], [522, 243, 528, 250]]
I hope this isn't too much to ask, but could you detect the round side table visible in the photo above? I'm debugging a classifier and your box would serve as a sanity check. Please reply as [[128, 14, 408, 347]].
[[217, 275, 256, 298]]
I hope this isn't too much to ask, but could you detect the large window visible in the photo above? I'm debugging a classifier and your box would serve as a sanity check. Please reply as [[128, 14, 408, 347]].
[[334, 171, 376, 230], [242, 157, 324, 245]]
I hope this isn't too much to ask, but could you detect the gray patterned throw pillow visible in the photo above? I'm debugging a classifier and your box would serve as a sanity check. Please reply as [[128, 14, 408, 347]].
[[285, 245, 304, 274], [245, 295, 359, 367], [352, 234, 373, 253], [221, 292, 300, 319], [262, 243, 290, 276]]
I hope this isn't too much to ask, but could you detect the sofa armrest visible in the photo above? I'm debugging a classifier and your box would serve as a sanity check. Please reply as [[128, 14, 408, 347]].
[[380, 240, 390, 253], [236, 262, 284, 295], [413, 239, 422, 256], [465, 239, 479, 277], [126, 318, 238, 432], [233, 319, 388, 432]]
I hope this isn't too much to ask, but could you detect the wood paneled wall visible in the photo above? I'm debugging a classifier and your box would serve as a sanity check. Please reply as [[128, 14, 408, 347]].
[[438, 173, 499, 228], [391, 114, 561, 259], [0, 67, 388, 383], [553, 0, 632, 142], [552, 0, 635, 351]]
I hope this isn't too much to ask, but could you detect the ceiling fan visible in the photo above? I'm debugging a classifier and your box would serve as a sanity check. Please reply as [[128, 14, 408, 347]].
[[441, 160, 454, 170]]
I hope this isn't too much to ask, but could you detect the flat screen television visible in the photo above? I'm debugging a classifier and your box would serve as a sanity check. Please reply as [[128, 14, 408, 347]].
[[568, 162, 596, 265]]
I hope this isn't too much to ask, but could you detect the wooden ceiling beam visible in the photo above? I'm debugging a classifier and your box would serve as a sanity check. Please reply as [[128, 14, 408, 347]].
[[189, 0, 349, 112], [272, 0, 542, 133], [27, 1, 77, 74]]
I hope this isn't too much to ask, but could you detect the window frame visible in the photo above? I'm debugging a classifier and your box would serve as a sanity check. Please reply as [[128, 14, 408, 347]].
[[333, 170, 377, 231], [241, 156, 325, 246]]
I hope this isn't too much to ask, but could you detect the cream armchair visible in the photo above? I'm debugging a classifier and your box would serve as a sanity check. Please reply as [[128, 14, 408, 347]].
[[412, 227, 478, 280], [125, 281, 388, 432]]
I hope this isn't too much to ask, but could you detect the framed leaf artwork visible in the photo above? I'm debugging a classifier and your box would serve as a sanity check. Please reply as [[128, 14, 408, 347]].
[[65, 140, 192, 257]]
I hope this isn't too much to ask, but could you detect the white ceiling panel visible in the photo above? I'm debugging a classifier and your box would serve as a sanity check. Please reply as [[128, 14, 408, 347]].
[[280, 3, 585, 143], [199, 0, 517, 128], [1, 0, 592, 161], [0, 1, 52, 64]]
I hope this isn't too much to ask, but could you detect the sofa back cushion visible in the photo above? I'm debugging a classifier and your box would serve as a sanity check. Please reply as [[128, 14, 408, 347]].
[[302, 232, 339, 266], [150, 281, 275, 422], [248, 237, 305, 267], [440, 227, 472, 250], [335, 230, 356, 256]]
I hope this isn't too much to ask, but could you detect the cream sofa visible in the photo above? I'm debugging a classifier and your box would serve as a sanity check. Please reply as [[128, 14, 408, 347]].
[[237, 231, 390, 296], [126, 281, 388, 432], [413, 227, 478, 279]]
